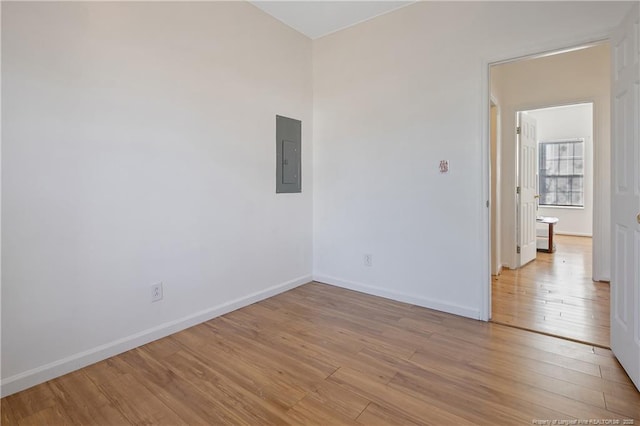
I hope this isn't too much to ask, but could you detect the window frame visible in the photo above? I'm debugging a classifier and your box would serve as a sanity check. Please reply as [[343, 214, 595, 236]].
[[537, 138, 585, 209]]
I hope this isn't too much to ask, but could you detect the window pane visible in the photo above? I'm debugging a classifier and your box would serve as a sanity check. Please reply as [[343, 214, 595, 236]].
[[544, 177, 556, 192], [574, 159, 584, 175], [546, 160, 558, 175], [556, 177, 569, 192], [541, 193, 555, 205], [557, 192, 569, 205], [558, 144, 570, 158], [559, 159, 569, 175], [572, 192, 583, 206], [574, 143, 583, 158], [571, 177, 583, 191]]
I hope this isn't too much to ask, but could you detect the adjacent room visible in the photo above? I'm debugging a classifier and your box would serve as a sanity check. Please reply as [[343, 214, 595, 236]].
[[489, 45, 612, 348], [2, 1, 639, 424]]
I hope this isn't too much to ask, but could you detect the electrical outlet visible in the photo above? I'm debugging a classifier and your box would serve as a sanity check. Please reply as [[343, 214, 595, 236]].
[[364, 254, 373, 267], [151, 282, 163, 302]]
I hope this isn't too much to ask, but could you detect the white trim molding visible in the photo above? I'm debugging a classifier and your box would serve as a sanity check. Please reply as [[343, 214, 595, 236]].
[[555, 231, 593, 237], [314, 275, 481, 320], [0, 275, 312, 398]]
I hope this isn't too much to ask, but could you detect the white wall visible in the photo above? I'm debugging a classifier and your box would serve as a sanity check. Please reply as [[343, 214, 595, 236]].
[[313, 2, 630, 317], [529, 104, 594, 237], [1, 2, 313, 395], [491, 43, 610, 278]]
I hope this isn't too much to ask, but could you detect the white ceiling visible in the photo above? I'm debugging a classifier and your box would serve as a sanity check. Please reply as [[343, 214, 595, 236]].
[[249, 1, 416, 39]]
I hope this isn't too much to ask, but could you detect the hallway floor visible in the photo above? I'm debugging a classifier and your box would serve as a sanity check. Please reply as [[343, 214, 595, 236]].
[[492, 235, 610, 348]]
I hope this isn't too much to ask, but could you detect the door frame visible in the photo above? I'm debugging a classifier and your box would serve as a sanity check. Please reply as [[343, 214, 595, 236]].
[[480, 39, 610, 322], [513, 102, 597, 267], [489, 98, 501, 278]]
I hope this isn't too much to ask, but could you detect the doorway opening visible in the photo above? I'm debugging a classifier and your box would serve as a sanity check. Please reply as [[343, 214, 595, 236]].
[[488, 44, 611, 348]]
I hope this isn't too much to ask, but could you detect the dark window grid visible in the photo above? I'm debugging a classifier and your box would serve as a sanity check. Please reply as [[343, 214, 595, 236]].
[[538, 140, 585, 207]]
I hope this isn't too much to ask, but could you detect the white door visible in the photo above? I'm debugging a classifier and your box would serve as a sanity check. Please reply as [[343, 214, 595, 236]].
[[611, 2, 640, 391], [517, 112, 538, 267]]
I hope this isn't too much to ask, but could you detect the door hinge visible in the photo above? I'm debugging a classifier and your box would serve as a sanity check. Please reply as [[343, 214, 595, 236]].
[[516, 186, 521, 194], [516, 245, 521, 254], [516, 126, 521, 135], [486, 200, 489, 208]]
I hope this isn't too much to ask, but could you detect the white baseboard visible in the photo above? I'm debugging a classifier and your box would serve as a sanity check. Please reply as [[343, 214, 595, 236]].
[[0, 275, 311, 398], [555, 231, 592, 237], [313, 274, 480, 320]]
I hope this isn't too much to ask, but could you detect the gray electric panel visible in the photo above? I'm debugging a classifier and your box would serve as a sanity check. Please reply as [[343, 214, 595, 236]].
[[276, 115, 302, 193]]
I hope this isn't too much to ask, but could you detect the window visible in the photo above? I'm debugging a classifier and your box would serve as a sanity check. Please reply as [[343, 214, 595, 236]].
[[538, 139, 584, 207]]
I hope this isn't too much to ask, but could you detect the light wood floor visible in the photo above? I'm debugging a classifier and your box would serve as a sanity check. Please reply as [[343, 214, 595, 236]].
[[3, 282, 638, 425], [492, 235, 610, 348]]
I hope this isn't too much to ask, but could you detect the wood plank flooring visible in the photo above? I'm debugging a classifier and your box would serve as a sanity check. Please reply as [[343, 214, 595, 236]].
[[3, 282, 638, 425], [492, 235, 610, 348]]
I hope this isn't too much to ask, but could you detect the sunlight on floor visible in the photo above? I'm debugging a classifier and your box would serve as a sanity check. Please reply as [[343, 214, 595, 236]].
[[491, 235, 610, 348]]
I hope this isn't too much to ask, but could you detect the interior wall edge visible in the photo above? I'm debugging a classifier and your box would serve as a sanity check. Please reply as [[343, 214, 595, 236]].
[[0, 274, 312, 398]]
